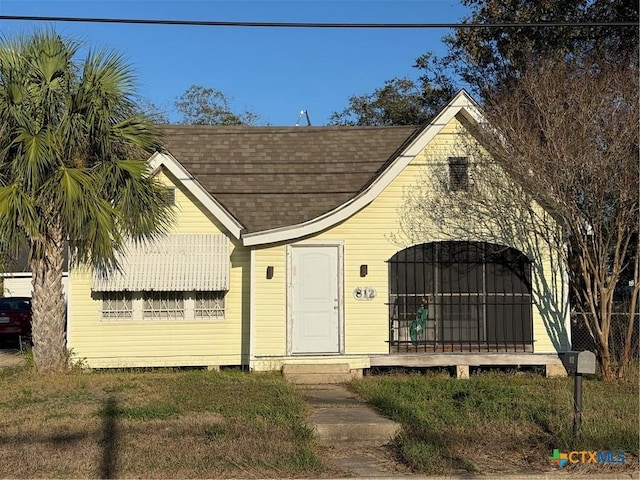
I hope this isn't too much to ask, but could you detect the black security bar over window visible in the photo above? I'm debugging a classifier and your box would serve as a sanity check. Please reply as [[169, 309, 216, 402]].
[[388, 241, 533, 353]]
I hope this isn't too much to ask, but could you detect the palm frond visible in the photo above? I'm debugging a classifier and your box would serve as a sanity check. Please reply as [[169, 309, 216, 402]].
[[11, 126, 56, 191], [0, 28, 171, 274], [112, 116, 163, 153], [70, 195, 121, 274], [0, 184, 40, 247], [94, 159, 174, 241], [116, 174, 175, 241]]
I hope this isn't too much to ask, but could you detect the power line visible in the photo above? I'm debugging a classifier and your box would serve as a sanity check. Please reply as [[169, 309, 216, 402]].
[[0, 15, 637, 29]]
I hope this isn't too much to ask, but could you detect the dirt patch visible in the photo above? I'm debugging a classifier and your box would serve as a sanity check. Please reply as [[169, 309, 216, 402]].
[[0, 348, 24, 368]]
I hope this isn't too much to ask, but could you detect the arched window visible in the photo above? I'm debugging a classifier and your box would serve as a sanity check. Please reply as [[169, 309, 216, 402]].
[[388, 241, 533, 353]]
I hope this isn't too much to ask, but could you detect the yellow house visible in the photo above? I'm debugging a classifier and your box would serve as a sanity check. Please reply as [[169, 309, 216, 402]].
[[66, 91, 571, 376]]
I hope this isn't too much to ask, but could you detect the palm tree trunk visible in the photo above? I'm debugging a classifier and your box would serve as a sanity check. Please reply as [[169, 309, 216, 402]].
[[30, 220, 67, 373]]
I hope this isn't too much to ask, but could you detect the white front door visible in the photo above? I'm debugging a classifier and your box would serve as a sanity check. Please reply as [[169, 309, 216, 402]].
[[290, 245, 340, 354]]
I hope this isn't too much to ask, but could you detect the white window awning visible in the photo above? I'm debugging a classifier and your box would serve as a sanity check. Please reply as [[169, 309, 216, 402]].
[[92, 234, 230, 292]]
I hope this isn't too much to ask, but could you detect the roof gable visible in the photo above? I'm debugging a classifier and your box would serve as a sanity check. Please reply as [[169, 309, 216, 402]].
[[148, 151, 244, 240], [151, 90, 483, 246], [242, 90, 483, 245]]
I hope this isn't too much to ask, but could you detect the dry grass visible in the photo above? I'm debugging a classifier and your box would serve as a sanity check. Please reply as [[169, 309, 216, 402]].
[[2, 361, 636, 478], [0, 366, 335, 479]]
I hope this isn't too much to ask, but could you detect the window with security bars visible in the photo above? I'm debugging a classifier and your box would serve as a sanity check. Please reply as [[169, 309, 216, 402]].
[[102, 292, 133, 319], [388, 241, 533, 353], [143, 291, 185, 319], [101, 291, 226, 321], [194, 291, 225, 319]]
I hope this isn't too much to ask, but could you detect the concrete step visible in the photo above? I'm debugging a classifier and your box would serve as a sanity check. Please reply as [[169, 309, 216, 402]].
[[300, 385, 402, 445], [310, 406, 401, 443], [282, 363, 359, 384]]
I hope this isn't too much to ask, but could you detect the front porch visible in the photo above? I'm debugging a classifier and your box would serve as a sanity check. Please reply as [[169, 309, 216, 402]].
[[388, 241, 536, 361]]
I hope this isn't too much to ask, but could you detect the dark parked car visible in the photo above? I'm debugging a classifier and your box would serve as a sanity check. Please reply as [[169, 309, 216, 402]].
[[0, 297, 32, 344]]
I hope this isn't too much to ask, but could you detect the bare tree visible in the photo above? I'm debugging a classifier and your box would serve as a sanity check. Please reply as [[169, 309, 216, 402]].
[[403, 55, 638, 379]]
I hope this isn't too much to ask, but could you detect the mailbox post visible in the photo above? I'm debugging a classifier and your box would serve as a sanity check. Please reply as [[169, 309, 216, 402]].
[[564, 351, 596, 435]]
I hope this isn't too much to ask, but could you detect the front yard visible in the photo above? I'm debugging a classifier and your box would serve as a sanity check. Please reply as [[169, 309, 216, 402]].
[[0, 366, 333, 479], [0, 362, 637, 478]]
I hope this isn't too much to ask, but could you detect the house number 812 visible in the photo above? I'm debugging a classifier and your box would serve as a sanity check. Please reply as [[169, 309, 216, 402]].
[[353, 287, 377, 301]]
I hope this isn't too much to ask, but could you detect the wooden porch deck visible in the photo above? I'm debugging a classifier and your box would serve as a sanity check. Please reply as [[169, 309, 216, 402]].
[[368, 352, 566, 378]]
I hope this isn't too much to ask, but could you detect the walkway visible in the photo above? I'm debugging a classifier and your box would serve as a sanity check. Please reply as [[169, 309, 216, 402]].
[[298, 384, 413, 477]]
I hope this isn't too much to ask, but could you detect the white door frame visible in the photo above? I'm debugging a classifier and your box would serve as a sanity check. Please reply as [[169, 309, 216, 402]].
[[286, 241, 344, 356]]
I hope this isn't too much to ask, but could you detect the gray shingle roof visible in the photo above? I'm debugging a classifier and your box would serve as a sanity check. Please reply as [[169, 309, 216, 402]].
[[160, 125, 421, 234]]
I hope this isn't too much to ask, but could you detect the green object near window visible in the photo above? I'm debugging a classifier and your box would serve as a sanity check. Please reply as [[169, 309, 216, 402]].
[[410, 298, 429, 345]]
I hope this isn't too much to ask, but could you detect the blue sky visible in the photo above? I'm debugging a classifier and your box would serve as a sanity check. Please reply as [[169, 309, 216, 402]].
[[0, 0, 470, 125]]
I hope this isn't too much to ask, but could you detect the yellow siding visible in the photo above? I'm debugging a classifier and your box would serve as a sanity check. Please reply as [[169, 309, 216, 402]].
[[252, 245, 288, 356], [67, 168, 250, 368], [252, 115, 568, 366]]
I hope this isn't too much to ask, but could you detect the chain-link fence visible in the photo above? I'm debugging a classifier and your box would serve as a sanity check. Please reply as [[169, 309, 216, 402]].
[[571, 308, 639, 368]]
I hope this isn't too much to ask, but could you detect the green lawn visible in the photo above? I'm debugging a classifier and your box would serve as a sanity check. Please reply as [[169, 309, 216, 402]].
[[351, 369, 639, 475]]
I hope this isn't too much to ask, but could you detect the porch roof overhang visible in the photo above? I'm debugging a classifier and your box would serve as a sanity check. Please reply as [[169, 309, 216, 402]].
[[91, 234, 230, 292]]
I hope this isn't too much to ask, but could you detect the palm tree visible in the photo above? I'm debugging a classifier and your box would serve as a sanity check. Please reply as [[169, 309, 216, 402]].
[[0, 30, 173, 372]]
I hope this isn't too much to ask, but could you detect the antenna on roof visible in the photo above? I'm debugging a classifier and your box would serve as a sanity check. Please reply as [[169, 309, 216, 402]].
[[295, 110, 311, 127]]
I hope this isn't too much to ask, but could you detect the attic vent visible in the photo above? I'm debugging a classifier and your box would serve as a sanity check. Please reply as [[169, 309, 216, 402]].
[[448, 156, 469, 192], [164, 187, 176, 206]]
